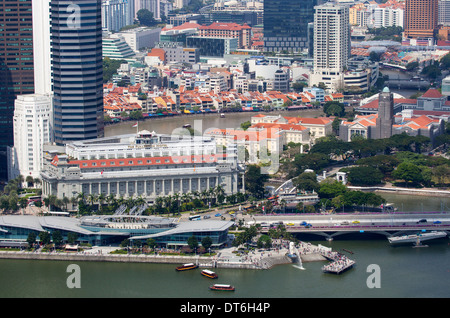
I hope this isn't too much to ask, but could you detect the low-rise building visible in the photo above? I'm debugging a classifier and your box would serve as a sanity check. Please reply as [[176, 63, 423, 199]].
[[40, 131, 243, 202]]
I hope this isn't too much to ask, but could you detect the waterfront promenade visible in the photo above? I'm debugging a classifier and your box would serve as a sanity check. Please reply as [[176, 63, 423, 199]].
[[0, 240, 328, 270]]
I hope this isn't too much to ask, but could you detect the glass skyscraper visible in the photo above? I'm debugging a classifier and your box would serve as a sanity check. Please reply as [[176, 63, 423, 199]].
[[0, 0, 35, 180], [51, 0, 104, 145], [263, 0, 320, 53]]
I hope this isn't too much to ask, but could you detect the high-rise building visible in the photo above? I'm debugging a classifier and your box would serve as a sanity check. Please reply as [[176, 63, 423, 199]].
[[263, 0, 319, 53], [102, 0, 135, 32], [32, 0, 52, 95], [0, 0, 35, 180], [51, 0, 104, 145], [439, 0, 450, 26], [309, 2, 350, 93], [404, 0, 438, 39], [8, 94, 53, 181]]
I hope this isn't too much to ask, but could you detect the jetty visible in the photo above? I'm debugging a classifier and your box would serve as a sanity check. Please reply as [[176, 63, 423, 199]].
[[320, 249, 355, 274]]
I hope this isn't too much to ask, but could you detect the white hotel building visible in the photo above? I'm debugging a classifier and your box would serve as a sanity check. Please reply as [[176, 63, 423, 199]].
[[8, 94, 53, 181], [40, 131, 243, 202], [309, 2, 350, 93]]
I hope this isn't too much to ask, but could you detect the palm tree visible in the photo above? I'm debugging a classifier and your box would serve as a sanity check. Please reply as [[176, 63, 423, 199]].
[[77, 192, 86, 204], [87, 193, 97, 207]]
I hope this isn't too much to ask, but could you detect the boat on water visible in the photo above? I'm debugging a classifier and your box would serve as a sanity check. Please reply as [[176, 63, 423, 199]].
[[201, 269, 218, 279], [209, 284, 235, 291], [220, 113, 225, 118], [388, 231, 448, 245], [182, 124, 191, 128], [175, 263, 198, 271]]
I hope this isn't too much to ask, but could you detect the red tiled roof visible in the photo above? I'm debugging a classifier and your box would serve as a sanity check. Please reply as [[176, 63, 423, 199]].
[[421, 88, 443, 99], [199, 22, 251, 31], [67, 154, 227, 169]]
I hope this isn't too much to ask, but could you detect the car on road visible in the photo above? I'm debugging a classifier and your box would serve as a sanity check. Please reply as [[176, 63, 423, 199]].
[[215, 213, 221, 217], [300, 221, 308, 226], [352, 220, 360, 224], [417, 219, 427, 223], [286, 222, 294, 226]]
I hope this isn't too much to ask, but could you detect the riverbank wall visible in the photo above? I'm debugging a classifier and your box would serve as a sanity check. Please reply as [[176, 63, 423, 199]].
[[0, 251, 279, 269], [0, 250, 324, 269]]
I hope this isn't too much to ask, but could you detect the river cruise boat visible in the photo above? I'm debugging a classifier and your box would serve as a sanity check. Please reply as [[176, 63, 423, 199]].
[[209, 284, 235, 291], [388, 231, 447, 245], [175, 263, 198, 271], [201, 269, 218, 279]]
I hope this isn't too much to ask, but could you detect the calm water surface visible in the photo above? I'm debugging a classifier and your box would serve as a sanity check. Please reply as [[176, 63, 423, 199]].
[[1, 238, 448, 298]]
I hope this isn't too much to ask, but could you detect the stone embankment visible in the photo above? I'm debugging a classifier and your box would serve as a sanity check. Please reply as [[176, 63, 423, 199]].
[[0, 241, 328, 270]]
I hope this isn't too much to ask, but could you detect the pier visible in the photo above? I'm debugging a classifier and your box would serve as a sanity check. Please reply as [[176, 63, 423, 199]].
[[320, 249, 355, 275]]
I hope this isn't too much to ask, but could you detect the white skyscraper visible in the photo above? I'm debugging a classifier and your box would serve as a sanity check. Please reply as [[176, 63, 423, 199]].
[[310, 2, 350, 93], [32, 0, 52, 95], [8, 95, 53, 181]]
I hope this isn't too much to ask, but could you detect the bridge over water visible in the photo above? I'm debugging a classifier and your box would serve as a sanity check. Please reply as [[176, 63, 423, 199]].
[[252, 212, 450, 241]]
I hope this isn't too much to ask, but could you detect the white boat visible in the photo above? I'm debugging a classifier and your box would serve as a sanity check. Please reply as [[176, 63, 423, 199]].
[[388, 231, 447, 245]]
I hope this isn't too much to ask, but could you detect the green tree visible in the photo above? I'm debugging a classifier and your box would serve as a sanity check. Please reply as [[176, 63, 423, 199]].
[[187, 235, 199, 252], [245, 165, 269, 199], [201, 237, 213, 252], [39, 231, 51, 246], [67, 232, 78, 245], [137, 9, 155, 26], [52, 231, 63, 248], [318, 180, 347, 200], [392, 162, 423, 186], [293, 172, 319, 193], [27, 232, 37, 249], [346, 166, 384, 186]]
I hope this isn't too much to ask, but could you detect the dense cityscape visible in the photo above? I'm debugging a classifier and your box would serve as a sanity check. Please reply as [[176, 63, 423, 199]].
[[0, 0, 450, 299]]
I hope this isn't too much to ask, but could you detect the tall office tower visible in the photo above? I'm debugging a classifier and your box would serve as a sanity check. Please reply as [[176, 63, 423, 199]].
[[263, 0, 319, 53], [309, 2, 349, 93], [0, 0, 35, 180], [404, 0, 438, 38], [439, 0, 450, 25], [51, 0, 104, 145], [373, 87, 394, 139]]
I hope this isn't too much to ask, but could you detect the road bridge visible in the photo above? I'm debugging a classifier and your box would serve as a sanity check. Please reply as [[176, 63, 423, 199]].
[[248, 212, 450, 241]]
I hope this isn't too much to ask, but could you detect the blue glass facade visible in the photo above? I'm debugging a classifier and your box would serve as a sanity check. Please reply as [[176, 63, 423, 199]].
[[263, 0, 319, 52]]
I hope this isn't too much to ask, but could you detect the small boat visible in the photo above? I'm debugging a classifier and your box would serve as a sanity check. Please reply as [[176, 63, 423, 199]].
[[209, 284, 235, 291], [175, 263, 198, 271], [201, 269, 218, 279], [182, 124, 191, 128], [220, 113, 225, 118]]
